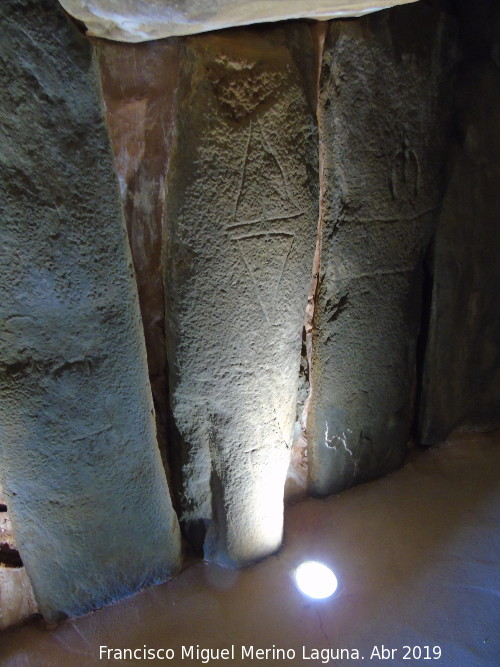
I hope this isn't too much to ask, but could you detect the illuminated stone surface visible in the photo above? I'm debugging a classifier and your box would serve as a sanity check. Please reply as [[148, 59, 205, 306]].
[[0, 0, 180, 621], [58, 0, 417, 42], [308, 3, 458, 496], [0, 567, 38, 632], [163, 24, 318, 565], [0, 486, 38, 632]]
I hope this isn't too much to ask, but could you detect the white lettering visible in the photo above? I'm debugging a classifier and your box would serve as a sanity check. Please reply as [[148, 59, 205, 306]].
[[241, 646, 254, 659], [370, 645, 398, 660]]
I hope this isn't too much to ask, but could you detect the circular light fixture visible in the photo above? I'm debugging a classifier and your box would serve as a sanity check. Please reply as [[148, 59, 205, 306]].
[[294, 561, 338, 599]]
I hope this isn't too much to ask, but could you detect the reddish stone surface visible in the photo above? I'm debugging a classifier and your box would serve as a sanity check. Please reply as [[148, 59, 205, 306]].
[[98, 38, 181, 481]]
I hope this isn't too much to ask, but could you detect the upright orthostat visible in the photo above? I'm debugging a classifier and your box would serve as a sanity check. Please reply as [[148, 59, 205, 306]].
[[308, 3, 457, 495], [97, 38, 182, 479], [0, 0, 181, 621], [419, 0, 500, 444], [164, 25, 318, 565]]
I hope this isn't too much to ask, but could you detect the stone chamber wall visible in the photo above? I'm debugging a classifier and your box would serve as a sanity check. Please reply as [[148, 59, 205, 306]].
[[0, 0, 498, 628]]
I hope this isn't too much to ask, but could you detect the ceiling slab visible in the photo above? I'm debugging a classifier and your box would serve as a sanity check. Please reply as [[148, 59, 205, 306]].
[[58, 0, 419, 42]]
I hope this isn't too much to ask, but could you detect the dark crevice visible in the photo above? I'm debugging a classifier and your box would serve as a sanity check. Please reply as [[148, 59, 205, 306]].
[[326, 294, 349, 323], [0, 503, 7, 512], [164, 357, 203, 559], [0, 542, 23, 568], [412, 241, 435, 443], [285, 22, 328, 504]]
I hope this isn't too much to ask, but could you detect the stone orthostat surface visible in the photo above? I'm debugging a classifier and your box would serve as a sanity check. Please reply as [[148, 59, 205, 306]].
[[97, 38, 182, 480], [163, 24, 318, 566], [308, 3, 457, 496], [58, 0, 418, 42], [0, 0, 181, 621], [419, 0, 500, 444]]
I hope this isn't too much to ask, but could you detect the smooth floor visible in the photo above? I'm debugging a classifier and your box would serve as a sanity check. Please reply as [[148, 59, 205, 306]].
[[1, 431, 499, 666]]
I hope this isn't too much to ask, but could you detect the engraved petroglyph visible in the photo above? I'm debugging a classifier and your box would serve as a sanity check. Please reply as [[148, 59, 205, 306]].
[[227, 120, 303, 324], [229, 119, 303, 227], [390, 138, 420, 200], [235, 233, 295, 324], [226, 211, 302, 230], [164, 26, 318, 566]]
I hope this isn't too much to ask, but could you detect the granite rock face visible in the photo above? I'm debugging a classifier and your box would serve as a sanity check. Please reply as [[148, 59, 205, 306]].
[[0, 0, 180, 621], [419, 0, 500, 443], [97, 38, 181, 478], [164, 25, 318, 565], [58, 0, 418, 42], [308, 3, 458, 496]]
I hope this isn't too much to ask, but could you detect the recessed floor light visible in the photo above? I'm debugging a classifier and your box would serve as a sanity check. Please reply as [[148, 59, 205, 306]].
[[294, 561, 338, 599]]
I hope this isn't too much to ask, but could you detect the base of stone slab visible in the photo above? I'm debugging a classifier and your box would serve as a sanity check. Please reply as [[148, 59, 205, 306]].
[[0, 567, 38, 632]]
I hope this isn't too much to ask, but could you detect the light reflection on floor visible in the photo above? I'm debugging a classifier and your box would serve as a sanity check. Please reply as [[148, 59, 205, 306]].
[[1, 431, 498, 666]]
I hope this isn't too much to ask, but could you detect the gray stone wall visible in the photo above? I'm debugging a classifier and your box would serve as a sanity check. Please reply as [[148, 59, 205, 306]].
[[1, 0, 499, 629], [308, 3, 458, 496], [0, 0, 180, 621], [419, 0, 500, 443]]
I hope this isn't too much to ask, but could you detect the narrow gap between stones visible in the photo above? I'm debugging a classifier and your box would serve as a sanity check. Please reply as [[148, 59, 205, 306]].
[[0, 501, 23, 569], [412, 240, 436, 443], [0, 543, 23, 569], [286, 22, 328, 504]]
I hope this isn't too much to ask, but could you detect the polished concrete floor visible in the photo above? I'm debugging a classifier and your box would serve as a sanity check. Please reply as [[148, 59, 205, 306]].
[[1, 431, 499, 666]]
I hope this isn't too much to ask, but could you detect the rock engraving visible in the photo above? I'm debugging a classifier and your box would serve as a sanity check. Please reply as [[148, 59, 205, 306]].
[[163, 25, 318, 565]]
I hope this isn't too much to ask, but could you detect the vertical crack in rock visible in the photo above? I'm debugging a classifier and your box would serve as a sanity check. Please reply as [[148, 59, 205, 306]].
[[285, 22, 328, 503], [0, 0, 181, 622], [163, 23, 318, 565], [308, 2, 458, 496]]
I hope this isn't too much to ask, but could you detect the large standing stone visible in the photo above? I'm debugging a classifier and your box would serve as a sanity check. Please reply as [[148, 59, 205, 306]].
[[0, 0, 181, 621], [419, 0, 500, 444], [97, 38, 181, 479], [58, 0, 419, 42], [164, 25, 318, 565], [308, 3, 457, 496]]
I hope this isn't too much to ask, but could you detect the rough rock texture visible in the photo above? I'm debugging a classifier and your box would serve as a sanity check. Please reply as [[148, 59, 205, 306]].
[[0, 0, 180, 622], [164, 25, 318, 565], [1, 486, 38, 631], [308, 3, 458, 496], [419, 0, 500, 444], [58, 0, 418, 42], [0, 568, 38, 632], [97, 39, 181, 478]]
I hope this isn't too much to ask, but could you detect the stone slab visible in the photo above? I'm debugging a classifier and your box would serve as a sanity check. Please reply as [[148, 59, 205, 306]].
[[163, 24, 318, 565], [58, 0, 418, 42], [308, 2, 457, 495], [97, 38, 182, 479], [0, 0, 181, 621], [0, 567, 38, 632], [419, 0, 500, 443]]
